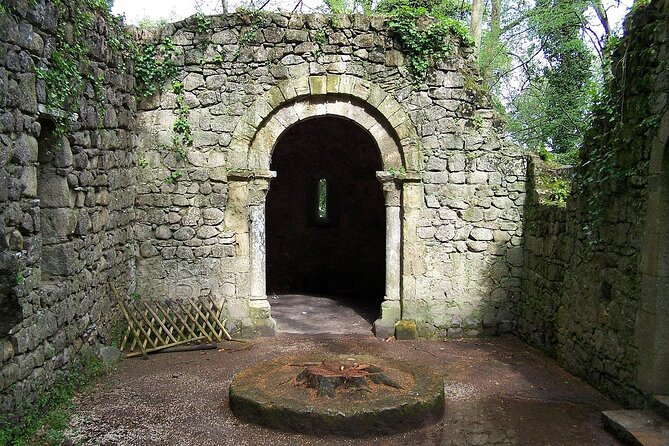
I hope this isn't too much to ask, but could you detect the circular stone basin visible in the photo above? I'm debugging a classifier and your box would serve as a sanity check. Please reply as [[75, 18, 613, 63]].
[[228, 354, 444, 437]]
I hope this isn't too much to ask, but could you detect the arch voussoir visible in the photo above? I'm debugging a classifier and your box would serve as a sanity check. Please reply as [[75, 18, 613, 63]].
[[229, 75, 421, 172]]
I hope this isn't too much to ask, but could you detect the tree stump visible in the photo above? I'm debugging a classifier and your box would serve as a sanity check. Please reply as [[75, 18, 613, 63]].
[[296, 361, 401, 397]]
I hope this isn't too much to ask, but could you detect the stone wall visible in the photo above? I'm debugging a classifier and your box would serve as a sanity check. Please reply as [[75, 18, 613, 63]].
[[519, 0, 669, 407], [0, 0, 136, 413], [134, 12, 527, 338]]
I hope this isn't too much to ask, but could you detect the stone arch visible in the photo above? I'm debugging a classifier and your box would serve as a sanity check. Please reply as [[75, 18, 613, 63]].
[[228, 75, 422, 173], [226, 75, 423, 337], [636, 110, 669, 394]]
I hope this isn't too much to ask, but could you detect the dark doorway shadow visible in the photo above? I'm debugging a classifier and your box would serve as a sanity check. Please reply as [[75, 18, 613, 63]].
[[266, 117, 385, 334]]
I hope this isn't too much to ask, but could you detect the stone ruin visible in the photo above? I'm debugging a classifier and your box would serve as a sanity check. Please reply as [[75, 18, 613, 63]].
[[0, 0, 668, 414]]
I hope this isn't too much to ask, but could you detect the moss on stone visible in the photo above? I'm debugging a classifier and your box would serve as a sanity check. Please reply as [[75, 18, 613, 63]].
[[395, 319, 418, 340]]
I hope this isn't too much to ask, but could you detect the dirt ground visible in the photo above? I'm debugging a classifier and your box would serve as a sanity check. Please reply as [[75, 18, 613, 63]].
[[65, 335, 623, 446]]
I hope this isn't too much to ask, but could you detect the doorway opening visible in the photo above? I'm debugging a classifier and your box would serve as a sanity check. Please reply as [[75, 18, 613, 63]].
[[265, 116, 385, 334]]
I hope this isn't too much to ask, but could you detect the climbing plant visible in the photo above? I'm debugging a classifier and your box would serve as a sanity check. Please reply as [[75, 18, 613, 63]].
[[377, 0, 472, 83], [576, 1, 668, 245], [31, 0, 129, 133], [171, 80, 192, 157], [133, 38, 178, 99]]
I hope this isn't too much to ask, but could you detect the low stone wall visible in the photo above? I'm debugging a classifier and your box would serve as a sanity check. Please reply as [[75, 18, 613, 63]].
[[0, 0, 136, 413]]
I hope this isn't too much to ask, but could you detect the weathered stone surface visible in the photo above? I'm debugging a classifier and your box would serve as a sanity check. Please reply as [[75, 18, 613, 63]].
[[0, 0, 138, 415], [98, 346, 121, 364]]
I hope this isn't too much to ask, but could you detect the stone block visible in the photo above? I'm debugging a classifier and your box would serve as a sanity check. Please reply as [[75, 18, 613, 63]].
[[470, 228, 493, 241], [285, 29, 308, 42], [184, 73, 205, 91], [263, 27, 285, 43], [139, 242, 158, 258], [385, 50, 404, 67], [40, 242, 75, 277], [395, 320, 418, 340], [155, 226, 172, 240], [98, 346, 121, 364], [435, 224, 455, 242], [38, 171, 71, 208], [174, 227, 196, 241]]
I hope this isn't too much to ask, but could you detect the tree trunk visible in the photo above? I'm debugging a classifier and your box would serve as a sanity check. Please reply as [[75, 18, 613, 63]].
[[482, 0, 501, 88], [470, 0, 485, 57]]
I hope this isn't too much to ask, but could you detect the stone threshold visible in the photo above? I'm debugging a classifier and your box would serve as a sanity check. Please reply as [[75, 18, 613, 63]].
[[602, 395, 669, 445]]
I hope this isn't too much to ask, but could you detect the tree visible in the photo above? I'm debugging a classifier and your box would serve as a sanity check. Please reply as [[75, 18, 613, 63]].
[[470, 0, 485, 55], [477, 0, 622, 155]]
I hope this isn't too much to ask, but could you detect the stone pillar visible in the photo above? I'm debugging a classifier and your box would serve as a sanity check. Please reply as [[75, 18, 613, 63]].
[[374, 172, 403, 338], [228, 169, 277, 336]]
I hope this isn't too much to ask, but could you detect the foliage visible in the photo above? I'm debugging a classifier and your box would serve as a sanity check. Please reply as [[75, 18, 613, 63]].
[[0, 347, 110, 446], [164, 170, 183, 184], [538, 175, 571, 206], [136, 17, 168, 28], [481, 0, 622, 156], [576, 0, 667, 244], [161, 80, 193, 184], [236, 7, 265, 46], [30, 0, 128, 134], [531, 0, 593, 153], [194, 11, 212, 33], [133, 38, 178, 99], [378, 0, 472, 83], [322, 0, 372, 14], [171, 80, 192, 154], [314, 29, 327, 57]]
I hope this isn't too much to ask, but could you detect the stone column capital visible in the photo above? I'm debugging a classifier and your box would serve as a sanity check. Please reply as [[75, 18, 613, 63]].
[[249, 178, 273, 206], [228, 170, 276, 206], [376, 172, 403, 207]]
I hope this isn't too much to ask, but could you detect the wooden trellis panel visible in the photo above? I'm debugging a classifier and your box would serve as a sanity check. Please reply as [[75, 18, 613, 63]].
[[112, 284, 231, 358]]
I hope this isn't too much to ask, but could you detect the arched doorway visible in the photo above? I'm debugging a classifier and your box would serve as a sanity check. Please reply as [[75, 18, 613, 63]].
[[266, 117, 385, 333], [227, 76, 423, 337]]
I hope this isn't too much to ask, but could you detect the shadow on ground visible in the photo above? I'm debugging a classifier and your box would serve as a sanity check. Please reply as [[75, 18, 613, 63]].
[[66, 336, 622, 446], [268, 294, 379, 336]]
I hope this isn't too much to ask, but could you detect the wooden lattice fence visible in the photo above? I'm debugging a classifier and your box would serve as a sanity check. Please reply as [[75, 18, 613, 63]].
[[112, 284, 232, 358]]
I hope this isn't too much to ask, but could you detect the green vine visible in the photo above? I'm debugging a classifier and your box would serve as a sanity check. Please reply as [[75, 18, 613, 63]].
[[30, 0, 129, 134], [236, 7, 265, 51], [171, 80, 192, 151], [163, 170, 183, 185], [133, 38, 178, 99], [576, 3, 667, 246], [194, 12, 212, 33], [314, 29, 327, 58], [383, 4, 472, 83], [162, 80, 192, 184]]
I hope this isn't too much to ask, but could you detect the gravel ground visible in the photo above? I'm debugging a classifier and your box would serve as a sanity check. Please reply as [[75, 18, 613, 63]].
[[65, 335, 622, 446]]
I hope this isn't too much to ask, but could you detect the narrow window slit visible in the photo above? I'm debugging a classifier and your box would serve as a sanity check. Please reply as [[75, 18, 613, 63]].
[[317, 178, 328, 221]]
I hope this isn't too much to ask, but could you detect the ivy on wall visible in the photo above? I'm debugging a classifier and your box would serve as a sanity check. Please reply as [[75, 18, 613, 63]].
[[164, 79, 192, 184], [133, 38, 178, 99], [374, 0, 472, 83], [576, 2, 668, 245], [20, 0, 133, 133]]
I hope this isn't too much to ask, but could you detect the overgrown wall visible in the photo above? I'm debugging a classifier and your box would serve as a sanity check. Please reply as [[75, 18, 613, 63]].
[[134, 12, 527, 337], [0, 0, 137, 413], [519, 0, 669, 407]]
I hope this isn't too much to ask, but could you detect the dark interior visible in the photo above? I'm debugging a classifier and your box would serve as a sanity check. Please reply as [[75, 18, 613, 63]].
[[266, 116, 385, 310]]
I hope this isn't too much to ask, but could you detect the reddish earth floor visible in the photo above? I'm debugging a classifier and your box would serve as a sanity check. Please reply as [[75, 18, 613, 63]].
[[66, 335, 622, 446]]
